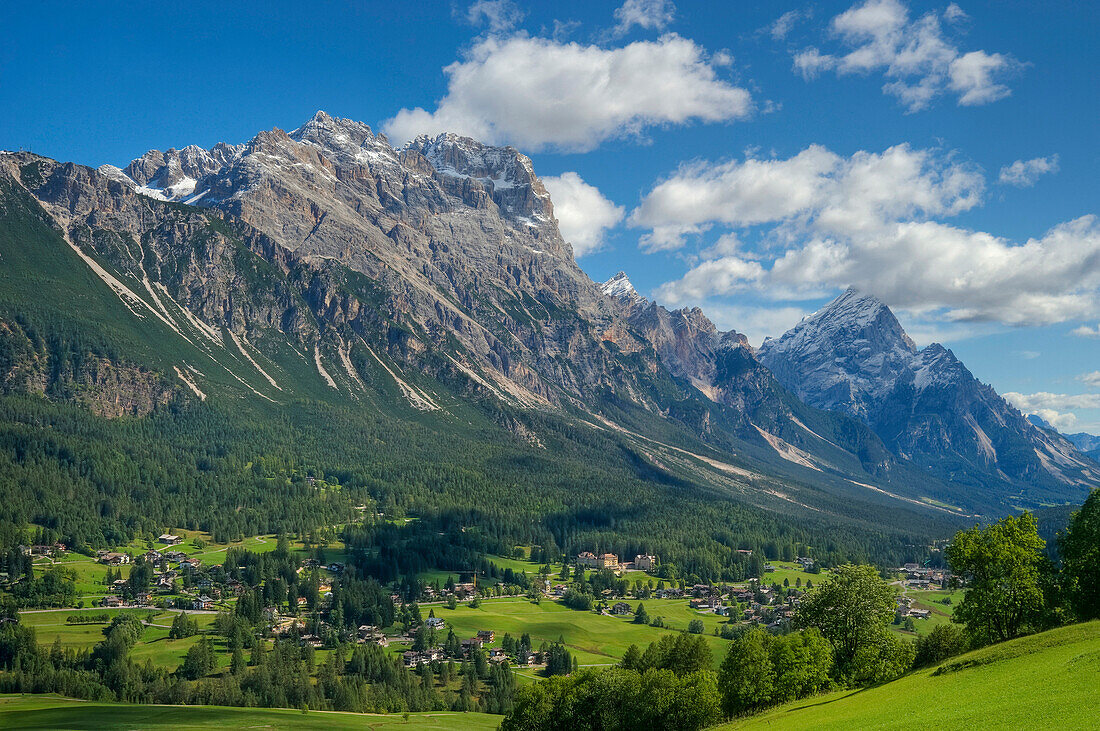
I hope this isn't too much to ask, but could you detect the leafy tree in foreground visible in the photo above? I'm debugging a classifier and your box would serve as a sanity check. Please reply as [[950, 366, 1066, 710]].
[[718, 627, 833, 716], [718, 627, 775, 716], [947, 512, 1045, 645], [913, 624, 969, 668], [500, 667, 720, 731], [1059, 490, 1100, 621], [793, 564, 899, 682]]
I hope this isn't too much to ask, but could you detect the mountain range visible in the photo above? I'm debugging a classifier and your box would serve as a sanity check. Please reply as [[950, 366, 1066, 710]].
[[0, 111, 1094, 545]]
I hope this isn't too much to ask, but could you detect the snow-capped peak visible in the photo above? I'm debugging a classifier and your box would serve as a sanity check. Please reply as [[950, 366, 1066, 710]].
[[810, 287, 910, 339], [601, 272, 645, 306]]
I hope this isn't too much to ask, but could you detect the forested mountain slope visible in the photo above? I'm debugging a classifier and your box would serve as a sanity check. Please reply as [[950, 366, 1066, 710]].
[[0, 113, 1072, 571]]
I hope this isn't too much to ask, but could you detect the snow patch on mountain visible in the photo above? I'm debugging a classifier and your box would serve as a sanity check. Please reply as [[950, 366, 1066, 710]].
[[601, 271, 645, 306]]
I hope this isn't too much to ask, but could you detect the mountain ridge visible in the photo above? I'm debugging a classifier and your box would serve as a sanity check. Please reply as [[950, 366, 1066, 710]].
[[1, 112, 1092, 521], [758, 287, 1100, 505]]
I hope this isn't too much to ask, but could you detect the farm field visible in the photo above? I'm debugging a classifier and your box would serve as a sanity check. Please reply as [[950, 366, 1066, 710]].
[[29, 531, 347, 607], [19, 609, 228, 670], [890, 587, 964, 638], [0, 694, 499, 730], [717, 620, 1100, 730], [432, 596, 733, 675], [761, 561, 820, 588]]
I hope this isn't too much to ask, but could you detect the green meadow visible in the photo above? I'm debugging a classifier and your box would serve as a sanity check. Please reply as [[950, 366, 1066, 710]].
[[0, 694, 499, 730], [431, 596, 734, 675], [718, 620, 1100, 730]]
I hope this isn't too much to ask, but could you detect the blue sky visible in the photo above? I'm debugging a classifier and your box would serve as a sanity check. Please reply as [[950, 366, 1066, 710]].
[[2, 0, 1098, 430]]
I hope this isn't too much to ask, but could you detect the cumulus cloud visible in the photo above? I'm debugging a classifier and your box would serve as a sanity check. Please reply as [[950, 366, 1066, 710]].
[[789, 0, 1021, 111], [465, 0, 524, 33], [1023, 408, 1077, 431], [611, 0, 676, 37], [633, 144, 1100, 326], [1072, 324, 1100, 338], [383, 34, 751, 152], [1003, 392, 1100, 430], [1003, 392, 1100, 412], [948, 50, 1014, 105], [1080, 371, 1100, 388], [999, 155, 1060, 187], [632, 143, 983, 249], [541, 172, 625, 258]]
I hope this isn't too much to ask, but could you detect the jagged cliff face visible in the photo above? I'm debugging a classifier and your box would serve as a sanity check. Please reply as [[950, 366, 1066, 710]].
[[96, 113, 657, 406], [1, 112, 1094, 515], [758, 288, 1100, 499]]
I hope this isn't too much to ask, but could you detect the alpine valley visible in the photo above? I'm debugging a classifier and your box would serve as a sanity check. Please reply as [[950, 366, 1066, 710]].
[[0, 111, 1095, 568]]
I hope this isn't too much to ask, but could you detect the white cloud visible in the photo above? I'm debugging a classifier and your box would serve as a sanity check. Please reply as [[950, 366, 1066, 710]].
[[631, 143, 983, 241], [1025, 408, 1077, 431], [943, 3, 967, 22], [541, 172, 625, 258], [1003, 392, 1100, 411], [611, 0, 676, 36], [699, 303, 808, 347], [1079, 371, 1100, 388], [999, 155, 1060, 187], [948, 50, 1013, 105], [789, 0, 1021, 111], [793, 48, 836, 79], [769, 9, 812, 40], [383, 34, 752, 152], [1072, 324, 1100, 338], [466, 0, 524, 33], [654, 256, 766, 302], [633, 144, 1100, 326], [1003, 392, 1100, 430]]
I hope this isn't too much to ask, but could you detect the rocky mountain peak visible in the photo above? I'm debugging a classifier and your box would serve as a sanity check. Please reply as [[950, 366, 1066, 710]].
[[805, 287, 916, 351], [601, 272, 646, 307], [288, 110, 389, 159], [757, 288, 919, 418], [405, 132, 552, 223], [758, 288, 1100, 495]]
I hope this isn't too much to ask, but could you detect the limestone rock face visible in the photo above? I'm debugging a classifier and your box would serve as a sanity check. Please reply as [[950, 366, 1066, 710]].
[[758, 288, 1100, 495], [3, 111, 1096, 513]]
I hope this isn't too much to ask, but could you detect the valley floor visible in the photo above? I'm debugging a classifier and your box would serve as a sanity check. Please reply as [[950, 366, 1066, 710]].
[[0, 695, 499, 730], [715, 620, 1100, 730]]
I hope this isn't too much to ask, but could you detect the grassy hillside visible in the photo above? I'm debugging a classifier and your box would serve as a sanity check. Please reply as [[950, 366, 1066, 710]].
[[0, 694, 499, 730], [717, 621, 1100, 730]]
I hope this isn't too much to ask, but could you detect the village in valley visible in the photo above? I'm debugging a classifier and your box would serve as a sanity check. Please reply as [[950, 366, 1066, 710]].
[[4, 531, 963, 681]]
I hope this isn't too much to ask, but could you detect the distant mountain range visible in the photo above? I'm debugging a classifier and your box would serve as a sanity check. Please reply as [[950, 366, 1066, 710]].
[[1032, 418, 1100, 462], [0, 111, 1095, 534], [758, 289, 1100, 508]]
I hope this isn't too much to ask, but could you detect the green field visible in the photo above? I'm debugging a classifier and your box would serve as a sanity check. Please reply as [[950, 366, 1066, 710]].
[[890, 587, 963, 638], [29, 531, 348, 608], [717, 620, 1100, 730], [19, 609, 224, 670], [432, 596, 733, 675], [0, 695, 499, 730], [761, 561, 820, 588]]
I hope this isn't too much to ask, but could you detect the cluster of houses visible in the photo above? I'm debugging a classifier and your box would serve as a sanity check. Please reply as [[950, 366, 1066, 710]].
[[575, 552, 657, 572], [18, 542, 66, 557], [97, 545, 246, 610], [900, 563, 953, 589], [401, 629, 552, 668], [895, 595, 932, 620]]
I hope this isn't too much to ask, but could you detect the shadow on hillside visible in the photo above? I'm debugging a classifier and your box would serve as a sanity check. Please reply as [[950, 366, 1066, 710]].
[[787, 687, 867, 712]]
